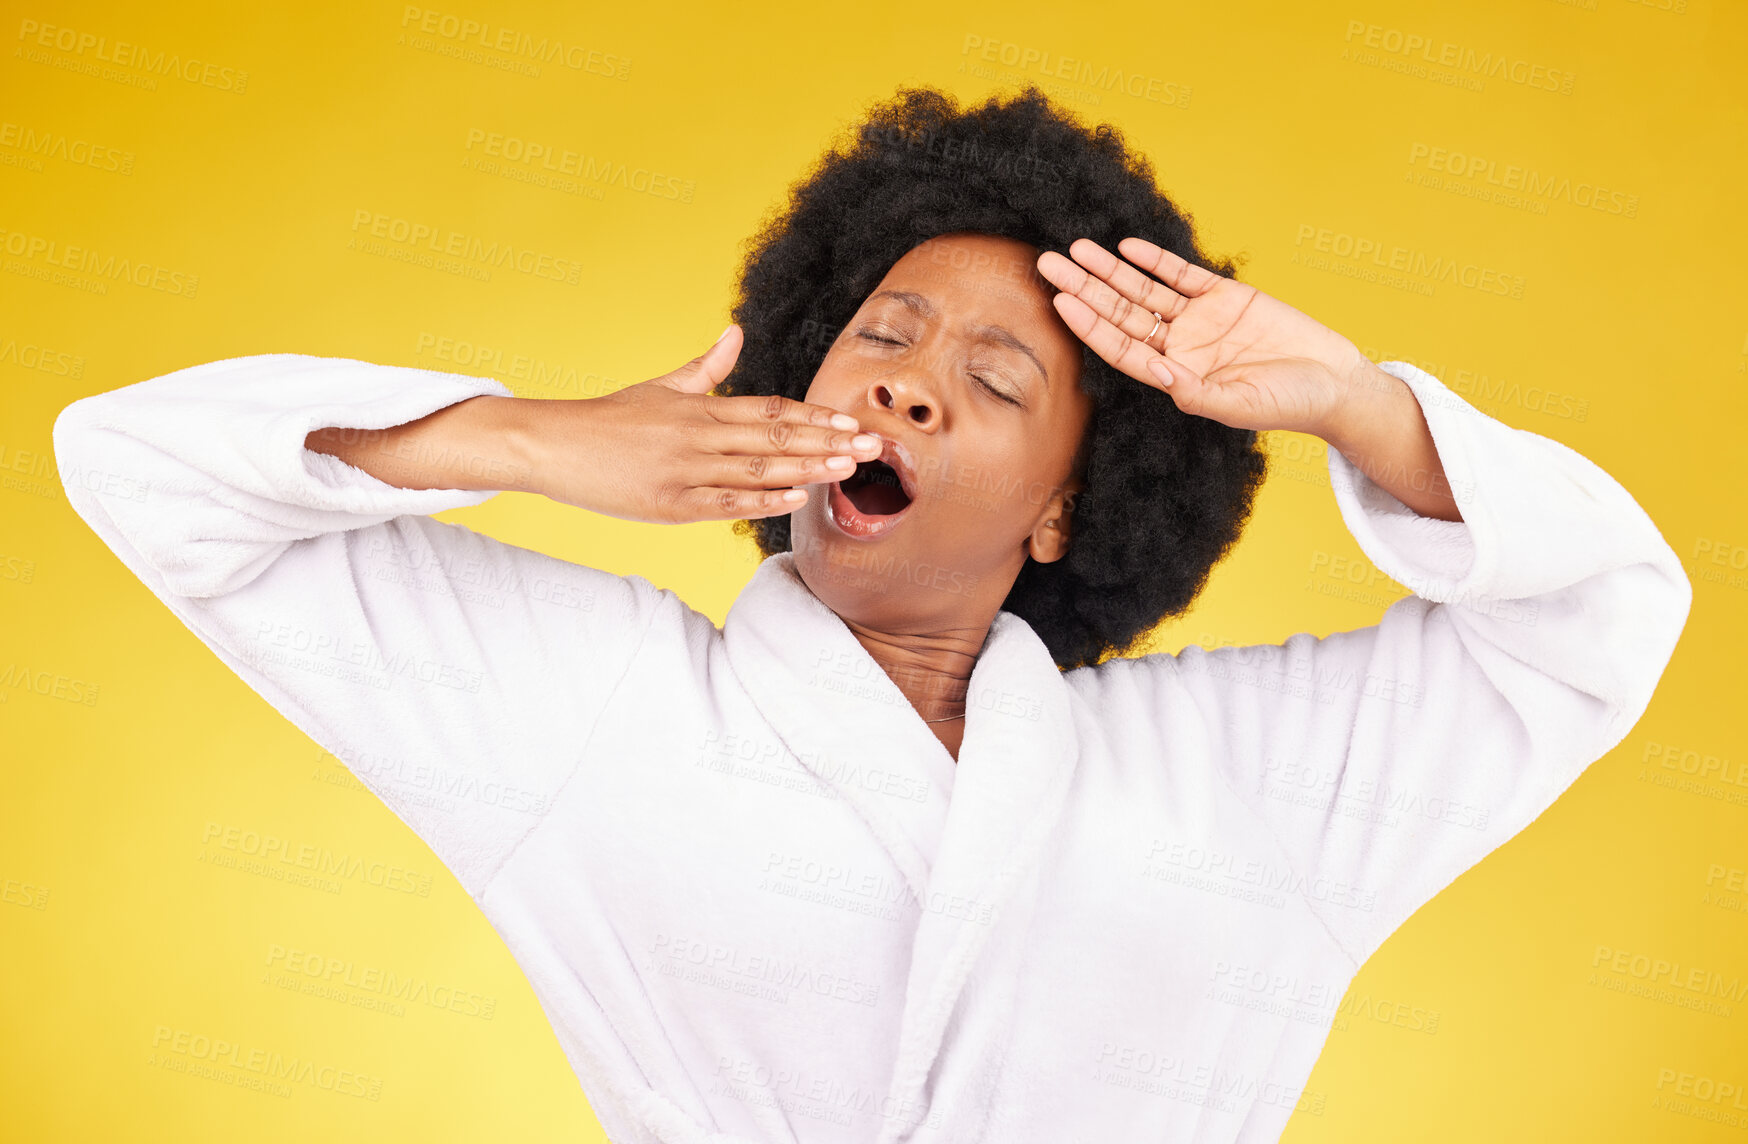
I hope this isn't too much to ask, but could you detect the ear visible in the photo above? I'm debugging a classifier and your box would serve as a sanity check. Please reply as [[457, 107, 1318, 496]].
[[1024, 479, 1081, 564]]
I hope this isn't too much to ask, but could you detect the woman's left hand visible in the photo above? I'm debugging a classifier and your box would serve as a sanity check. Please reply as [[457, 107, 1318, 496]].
[[1036, 237, 1385, 438]]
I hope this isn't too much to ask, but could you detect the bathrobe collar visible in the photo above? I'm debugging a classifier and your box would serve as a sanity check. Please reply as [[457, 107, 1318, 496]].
[[721, 551, 1082, 1126]]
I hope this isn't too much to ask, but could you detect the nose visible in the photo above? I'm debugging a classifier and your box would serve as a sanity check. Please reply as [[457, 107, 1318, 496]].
[[868, 377, 941, 431]]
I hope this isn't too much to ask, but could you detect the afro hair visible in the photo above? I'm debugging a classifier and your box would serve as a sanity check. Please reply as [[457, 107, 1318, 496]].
[[717, 84, 1270, 670]]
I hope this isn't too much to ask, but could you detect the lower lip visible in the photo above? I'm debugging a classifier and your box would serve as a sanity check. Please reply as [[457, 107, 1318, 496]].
[[826, 479, 914, 539]]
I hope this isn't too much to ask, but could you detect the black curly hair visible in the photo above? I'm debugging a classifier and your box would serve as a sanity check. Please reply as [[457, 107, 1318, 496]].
[[717, 85, 1269, 671]]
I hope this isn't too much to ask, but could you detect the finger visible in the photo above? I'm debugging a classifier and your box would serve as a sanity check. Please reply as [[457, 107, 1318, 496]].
[[1150, 358, 1249, 425], [701, 450, 862, 490], [1143, 354, 1202, 393], [1038, 249, 1177, 352], [683, 484, 811, 521], [664, 324, 746, 395], [1115, 237, 1224, 298], [708, 391, 862, 434], [1050, 291, 1174, 388], [1065, 238, 1189, 322], [704, 411, 882, 463]]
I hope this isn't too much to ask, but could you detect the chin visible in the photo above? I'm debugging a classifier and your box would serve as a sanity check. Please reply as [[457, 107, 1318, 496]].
[[788, 510, 905, 610], [789, 503, 997, 622]]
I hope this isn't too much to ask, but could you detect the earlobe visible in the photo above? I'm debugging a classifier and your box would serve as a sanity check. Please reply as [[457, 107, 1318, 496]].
[[1026, 504, 1074, 564]]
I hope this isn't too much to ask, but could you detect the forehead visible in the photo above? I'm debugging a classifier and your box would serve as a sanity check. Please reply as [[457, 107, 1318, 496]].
[[875, 233, 1054, 310]]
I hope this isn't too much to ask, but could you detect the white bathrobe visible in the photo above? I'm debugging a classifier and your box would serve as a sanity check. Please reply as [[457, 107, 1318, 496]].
[[53, 353, 1690, 1143]]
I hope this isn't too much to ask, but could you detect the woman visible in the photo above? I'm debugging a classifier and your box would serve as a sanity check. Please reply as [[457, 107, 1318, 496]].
[[56, 87, 1689, 1143]]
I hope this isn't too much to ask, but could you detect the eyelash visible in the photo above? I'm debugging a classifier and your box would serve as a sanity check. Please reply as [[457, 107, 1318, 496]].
[[855, 331, 1022, 407]]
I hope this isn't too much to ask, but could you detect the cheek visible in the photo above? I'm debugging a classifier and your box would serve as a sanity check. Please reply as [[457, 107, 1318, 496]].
[[802, 354, 853, 405], [932, 437, 1050, 527]]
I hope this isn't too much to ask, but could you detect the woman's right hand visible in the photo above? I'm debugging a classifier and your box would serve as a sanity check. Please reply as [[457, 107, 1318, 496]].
[[308, 325, 884, 524], [528, 324, 883, 523]]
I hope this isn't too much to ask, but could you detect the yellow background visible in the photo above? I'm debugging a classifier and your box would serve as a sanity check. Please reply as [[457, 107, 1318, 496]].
[[4, 0, 1745, 1139]]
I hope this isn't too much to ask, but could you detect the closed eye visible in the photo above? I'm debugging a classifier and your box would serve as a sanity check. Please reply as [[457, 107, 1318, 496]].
[[974, 375, 1022, 406]]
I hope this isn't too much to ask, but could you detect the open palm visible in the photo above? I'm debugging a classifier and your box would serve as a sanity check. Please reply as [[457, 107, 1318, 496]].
[[1037, 237, 1372, 437]]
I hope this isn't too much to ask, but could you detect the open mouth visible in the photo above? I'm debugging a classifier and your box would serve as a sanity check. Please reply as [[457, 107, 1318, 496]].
[[826, 440, 918, 539], [839, 458, 913, 517]]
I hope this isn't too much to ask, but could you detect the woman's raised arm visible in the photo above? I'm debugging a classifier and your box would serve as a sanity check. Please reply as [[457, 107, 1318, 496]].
[[1111, 359, 1689, 967], [301, 324, 882, 521], [1044, 238, 1690, 969], [51, 332, 878, 901]]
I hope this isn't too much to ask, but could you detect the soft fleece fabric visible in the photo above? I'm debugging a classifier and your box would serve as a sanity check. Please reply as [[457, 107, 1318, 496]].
[[54, 354, 1689, 1143]]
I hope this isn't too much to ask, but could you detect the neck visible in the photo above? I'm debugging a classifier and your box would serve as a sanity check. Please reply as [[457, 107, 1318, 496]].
[[841, 617, 989, 724]]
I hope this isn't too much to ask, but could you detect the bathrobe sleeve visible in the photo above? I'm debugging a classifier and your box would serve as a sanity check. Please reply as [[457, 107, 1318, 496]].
[[53, 353, 673, 900], [1130, 360, 1691, 969]]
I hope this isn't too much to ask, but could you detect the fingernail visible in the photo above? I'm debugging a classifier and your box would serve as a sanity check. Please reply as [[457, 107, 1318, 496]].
[[830, 413, 858, 430], [783, 489, 806, 502], [716, 325, 733, 344], [1147, 358, 1173, 387], [850, 434, 877, 450]]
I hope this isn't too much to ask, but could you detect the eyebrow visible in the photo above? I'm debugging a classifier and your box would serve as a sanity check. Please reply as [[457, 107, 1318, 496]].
[[867, 290, 1050, 388]]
